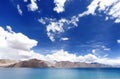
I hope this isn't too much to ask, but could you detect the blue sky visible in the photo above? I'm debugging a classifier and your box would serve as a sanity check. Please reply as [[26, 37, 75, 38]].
[[1, 0, 120, 65]]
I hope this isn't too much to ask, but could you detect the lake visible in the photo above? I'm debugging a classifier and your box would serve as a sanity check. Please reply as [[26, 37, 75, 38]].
[[0, 68, 120, 79]]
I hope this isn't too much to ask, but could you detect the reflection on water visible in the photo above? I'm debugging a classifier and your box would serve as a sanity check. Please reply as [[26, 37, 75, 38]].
[[0, 68, 120, 79]]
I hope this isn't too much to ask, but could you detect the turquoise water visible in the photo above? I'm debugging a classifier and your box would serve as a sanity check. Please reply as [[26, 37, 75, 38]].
[[0, 68, 120, 79]]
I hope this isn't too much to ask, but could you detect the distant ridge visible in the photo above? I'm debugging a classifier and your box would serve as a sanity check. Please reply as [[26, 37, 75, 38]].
[[0, 59, 112, 68]]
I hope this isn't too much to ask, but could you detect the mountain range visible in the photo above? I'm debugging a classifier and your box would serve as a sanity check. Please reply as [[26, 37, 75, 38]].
[[0, 59, 113, 68]]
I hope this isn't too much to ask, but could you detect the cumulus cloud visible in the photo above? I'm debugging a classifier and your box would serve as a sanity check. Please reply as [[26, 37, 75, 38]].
[[45, 50, 94, 63], [23, 0, 28, 2], [17, 4, 23, 15], [96, 58, 120, 66], [60, 37, 69, 41], [46, 49, 79, 62], [80, 0, 120, 23], [46, 19, 65, 41], [92, 49, 96, 54], [1, 26, 95, 62], [27, 0, 38, 11], [53, 0, 67, 13], [0, 26, 44, 60], [0, 28, 120, 66], [117, 40, 120, 43], [38, 0, 120, 42], [38, 17, 79, 42], [6, 25, 13, 33], [45, 49, 120, 66]]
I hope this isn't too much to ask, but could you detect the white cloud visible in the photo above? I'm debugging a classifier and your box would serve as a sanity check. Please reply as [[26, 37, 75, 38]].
[[53, 0, 67, 13], [46, 19, 65, 41], [6, 33, 37, 51], [45, 18, 75, 42], [96, 58, 120, 66], [102, 45, 111, 51], [6, 25, 14, 33], [45, 49, 120, 66], [45, 49, 97, 63], [0, 26, 44, 60], [60, 37, 69, 41], [38, 0, 120, 42], [117, 40, 120, 43], [47, 32, 55, 42], [91, 45, 110, 57], [92, 49, 96, 54], [83, 54, 98, 63], [27, 0, 38, 11], [47, 20, 65, 33], [23, 0, 28, 2], [81, 0, 120, 23], [0, 28, 120, 66], [17, 4, 23, 15], [38, 18, 46, 24], [38, 17, 79, 42], [46, 49, 80, 62]]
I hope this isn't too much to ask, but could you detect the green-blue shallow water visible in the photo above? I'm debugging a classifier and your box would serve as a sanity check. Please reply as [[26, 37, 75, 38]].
[[0, 68, 120, 79]]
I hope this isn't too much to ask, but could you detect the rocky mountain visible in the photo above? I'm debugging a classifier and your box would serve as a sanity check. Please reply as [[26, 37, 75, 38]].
[[7, 59, 54, 68], [0, 59, 111, 68], [54, 61, 109, 68], [0, 59, 18, 67]]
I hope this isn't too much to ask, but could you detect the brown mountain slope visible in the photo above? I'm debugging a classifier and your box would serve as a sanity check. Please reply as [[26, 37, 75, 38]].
[[0, 59, 110, 68]]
